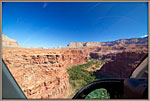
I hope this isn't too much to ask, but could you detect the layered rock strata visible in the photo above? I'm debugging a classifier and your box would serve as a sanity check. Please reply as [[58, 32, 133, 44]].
[[2, 48, 88, 99], [67, 37, 148, 48], [2, 34, 21, 48]]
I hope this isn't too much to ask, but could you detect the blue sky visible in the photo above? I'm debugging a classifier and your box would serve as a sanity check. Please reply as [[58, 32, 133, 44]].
[[2, 2, 148, 48]]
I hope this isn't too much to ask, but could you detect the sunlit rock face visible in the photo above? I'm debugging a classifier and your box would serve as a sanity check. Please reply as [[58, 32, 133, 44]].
[[2, 48, 88, 99], [67, 37, 148, 48], [2, 35, 88, 99], [2, 34, 21, 48]]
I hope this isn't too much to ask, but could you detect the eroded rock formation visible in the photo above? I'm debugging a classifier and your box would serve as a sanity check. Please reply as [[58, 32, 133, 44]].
[[2, 48, 88, 99], [89, 44, 148, 61]]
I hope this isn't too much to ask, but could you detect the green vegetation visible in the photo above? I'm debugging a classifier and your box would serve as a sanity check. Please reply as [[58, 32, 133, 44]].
[[67, 61, 96, 91], [85, 88, 110, 99], [67, 58, 108, 98], [92, 67, 95, 70], [95, 64, 99, 68]]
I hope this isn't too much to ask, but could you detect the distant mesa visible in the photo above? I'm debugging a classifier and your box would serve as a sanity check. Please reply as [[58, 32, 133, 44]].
[[2, 34, 21, 48], [67, 37, 148, 48], [57, 46, 62, 49], [2, 34, 148, 48]]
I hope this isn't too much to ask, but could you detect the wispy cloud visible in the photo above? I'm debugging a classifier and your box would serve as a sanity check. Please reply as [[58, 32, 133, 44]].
[[87, 3, 101, 13], [141, 35, 148, 38], [82, 3, 101, 15], [43, 2, 48, 8]]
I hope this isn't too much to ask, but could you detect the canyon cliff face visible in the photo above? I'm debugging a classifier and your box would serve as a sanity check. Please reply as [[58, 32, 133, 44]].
[[97, 49, 148, 78], [67, 37, 148, 48], [89, 44, 148, 61], [2, 48, 88, 99], [2, 34, 21, 48]]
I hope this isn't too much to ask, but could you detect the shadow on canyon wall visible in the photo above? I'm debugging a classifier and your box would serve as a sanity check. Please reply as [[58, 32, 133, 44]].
[[93, 51, 148, 79]]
